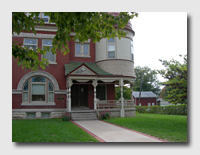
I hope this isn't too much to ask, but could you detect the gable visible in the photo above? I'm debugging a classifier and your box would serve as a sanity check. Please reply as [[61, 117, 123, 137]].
[[64, 62, 113, 76], [71, 65, 96, 75]]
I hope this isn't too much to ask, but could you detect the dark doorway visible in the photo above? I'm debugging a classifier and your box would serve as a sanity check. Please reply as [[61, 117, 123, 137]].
[[96, 85, 106, 100], [71, 84, 88, 108]]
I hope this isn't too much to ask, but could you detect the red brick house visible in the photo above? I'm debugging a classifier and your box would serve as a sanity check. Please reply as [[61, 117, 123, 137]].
[[12, 12, 136, 119], [132, 91, 157, 106]]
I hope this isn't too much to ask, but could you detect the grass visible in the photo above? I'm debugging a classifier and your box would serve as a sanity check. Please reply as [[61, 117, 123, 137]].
[[104, 113, 187, 142], [12, 119, 99, 142]]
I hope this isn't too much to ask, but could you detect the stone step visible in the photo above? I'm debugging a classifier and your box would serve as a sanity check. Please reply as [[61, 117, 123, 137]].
[[71, 112, 97, 121]]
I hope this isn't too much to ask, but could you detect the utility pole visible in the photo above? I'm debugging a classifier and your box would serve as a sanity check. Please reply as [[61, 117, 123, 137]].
[[138, 72, 143, 106]]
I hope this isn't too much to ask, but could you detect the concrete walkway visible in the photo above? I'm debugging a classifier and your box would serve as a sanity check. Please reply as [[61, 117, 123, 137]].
[[73, 120, 167, 142]]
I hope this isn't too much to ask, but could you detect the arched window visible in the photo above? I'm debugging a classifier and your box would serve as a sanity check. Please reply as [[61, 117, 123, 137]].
[[22, 76, 54, 104]]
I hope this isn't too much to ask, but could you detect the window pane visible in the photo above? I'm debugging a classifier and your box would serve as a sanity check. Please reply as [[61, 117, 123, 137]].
[[43, 51, 54, 61], [27, 113, 35, 119], [83, 44, 89, 55], [32, 84, 45, 95], [23, 92, 28, 102], [131, 46, 133, 54], [23, 81, 28, 91], [42, 13, 49, 23], [131, 53, 134, 61], [75, 44, 81, 55], [24, 45, 36, 51], [32, 77, 45, 82], [108, 44, 115, 51], [43, 40, 52, 46], [108, 38, 115, 42], [42, 113, 50, 118], [49, 82, 53, 91], [108, 51, 115, 58], [49, 92, 53, 102], [25, 39, 37, 45], [32, 95, 45, 101]]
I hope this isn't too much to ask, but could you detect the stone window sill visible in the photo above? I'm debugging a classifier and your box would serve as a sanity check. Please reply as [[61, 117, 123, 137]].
[[74, 55, 91, 58], [49, 61, 57, 64], [21, 102, 56, 106]]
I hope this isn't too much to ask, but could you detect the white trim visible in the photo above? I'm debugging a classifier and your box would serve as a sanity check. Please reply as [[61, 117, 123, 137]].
[[55, 90, 67, 94], [12, 109, 65, 112], [17, 70, 59, 91], [21, 102, 56, 106], [13, 32, 55, 39], [12, 89, 22, 94]]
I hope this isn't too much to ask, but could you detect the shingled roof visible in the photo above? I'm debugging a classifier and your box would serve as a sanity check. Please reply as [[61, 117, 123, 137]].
[[64, 62, 113, 76], [132, 91, 157, 98]]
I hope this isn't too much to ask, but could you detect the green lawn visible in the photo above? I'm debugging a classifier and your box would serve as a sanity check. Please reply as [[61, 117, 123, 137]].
[[12, 119, 99, 142], [104, 113, 187, 142]]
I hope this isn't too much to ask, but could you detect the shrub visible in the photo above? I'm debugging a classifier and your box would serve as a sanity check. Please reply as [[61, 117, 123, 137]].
[[99, 110, 111, 120], [135, 104, 187, 115], [61, 113, 70, 121]]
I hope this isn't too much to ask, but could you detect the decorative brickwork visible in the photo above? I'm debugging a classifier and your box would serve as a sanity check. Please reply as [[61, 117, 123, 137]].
[[96, 60, 135, 77]]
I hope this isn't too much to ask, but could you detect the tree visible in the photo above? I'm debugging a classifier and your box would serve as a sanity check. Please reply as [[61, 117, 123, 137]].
[[132, 66, 161, 95], [157, 55, 187, 104], [12, 12, 138, 70], [115, 86, 132, 100]]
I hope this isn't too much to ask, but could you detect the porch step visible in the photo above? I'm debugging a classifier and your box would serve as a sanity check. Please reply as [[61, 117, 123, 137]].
[[71, 112, 98, 121]]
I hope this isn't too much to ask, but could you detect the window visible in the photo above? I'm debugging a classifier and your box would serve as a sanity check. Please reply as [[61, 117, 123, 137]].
[[42, 13, 50, 23], [139, 103, 141, 106], [42, 40, 56, 62], [42, 113, 50, 118], [24, 38, 37, 51], [75, 42, 90, 57], [22, 76, 54, 104], [148, 103, 151, 106], [108, 38, 115, 58], [27, 113, 35, 119], [152, 103, 155, 106], [131, 40, 134, 61], [33, 13, 50, 23]]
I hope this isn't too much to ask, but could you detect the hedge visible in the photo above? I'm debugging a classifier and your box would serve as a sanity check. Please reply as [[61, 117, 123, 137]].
[[135, 104, 187, 115]]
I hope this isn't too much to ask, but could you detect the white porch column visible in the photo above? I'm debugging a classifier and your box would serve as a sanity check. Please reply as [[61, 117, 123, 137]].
[[92, 79, 98, 110], [66, 88, 68, 111], [130, 83, 134, 106], [67, 78, 73, 112], [120, 78, 125, 117]]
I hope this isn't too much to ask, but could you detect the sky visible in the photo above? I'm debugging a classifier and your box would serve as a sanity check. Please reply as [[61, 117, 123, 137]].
[[130, 12, 187, 83]]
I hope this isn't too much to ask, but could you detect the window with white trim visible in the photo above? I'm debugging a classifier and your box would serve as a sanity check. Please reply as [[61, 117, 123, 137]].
[[152, 103, 155, 106], [148, 103, 151, 106], [131, 40, 134, 61], [108, 38, 115, 58], [22, 76, 54, 103], [24, 38, 37, 51], [42, 39, 56, 62], [33, 13, 50, 23], [75, 42, 90, 57]]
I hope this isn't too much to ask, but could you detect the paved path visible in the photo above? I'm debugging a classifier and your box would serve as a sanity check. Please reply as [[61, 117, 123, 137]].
[[73, 120, 166, 142]]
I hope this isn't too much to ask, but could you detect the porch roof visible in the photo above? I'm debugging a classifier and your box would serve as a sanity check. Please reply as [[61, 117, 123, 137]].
[[64, 62, 113, 76]]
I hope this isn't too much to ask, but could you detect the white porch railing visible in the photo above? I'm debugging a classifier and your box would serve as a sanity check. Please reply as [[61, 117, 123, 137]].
[[96, 99, 134, 110]]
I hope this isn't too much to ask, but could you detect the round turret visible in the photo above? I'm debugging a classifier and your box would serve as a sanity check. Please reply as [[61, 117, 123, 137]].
[[95, 12, 135, 78]]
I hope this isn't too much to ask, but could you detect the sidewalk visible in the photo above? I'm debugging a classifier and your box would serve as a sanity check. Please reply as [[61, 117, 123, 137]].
[[73, 120, 168, 142]]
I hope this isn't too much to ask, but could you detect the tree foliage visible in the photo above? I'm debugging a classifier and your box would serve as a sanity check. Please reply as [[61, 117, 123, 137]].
[[115, 86, 132, 100], [157, 55, 187, 104], [12, 12, 138, 70], [132, 66, 161, 95]]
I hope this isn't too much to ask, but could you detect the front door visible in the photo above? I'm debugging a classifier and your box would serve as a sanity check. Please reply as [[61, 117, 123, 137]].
[[71, 84, 88, 108]]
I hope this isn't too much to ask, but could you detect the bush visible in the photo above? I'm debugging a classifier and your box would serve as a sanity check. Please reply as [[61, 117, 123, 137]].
[[99, 110, 111, 120], [135, 104, 187, 115], [61, 113, 71, 121]]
